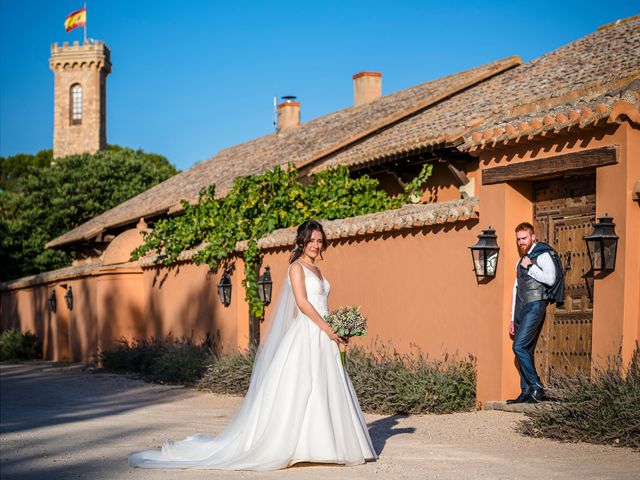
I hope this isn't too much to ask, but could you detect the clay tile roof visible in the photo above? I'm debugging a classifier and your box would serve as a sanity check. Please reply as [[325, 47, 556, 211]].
[[139, 197, 479, 267], [252, 196, 479, 249], [46, 57, 517, 249], [0, 262, 102, 290], [310, 15, 640, 172], [463, 78, 640, 150]]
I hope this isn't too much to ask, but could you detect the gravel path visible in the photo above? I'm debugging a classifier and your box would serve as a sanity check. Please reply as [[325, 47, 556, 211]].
[[1, 362, 638, 479]]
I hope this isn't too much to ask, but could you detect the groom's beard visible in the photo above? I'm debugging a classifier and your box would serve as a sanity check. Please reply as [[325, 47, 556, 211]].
[[518, 240, 533, 257]]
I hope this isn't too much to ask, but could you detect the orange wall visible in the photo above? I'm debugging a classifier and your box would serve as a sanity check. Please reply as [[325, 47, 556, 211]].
[[95, 267, 145, 352], [592, 123, 640, 368], [474, 181, 534, 402], [262, 223, 481, 361], [142, 262, 242, 354], [0, 279, 98, 362]]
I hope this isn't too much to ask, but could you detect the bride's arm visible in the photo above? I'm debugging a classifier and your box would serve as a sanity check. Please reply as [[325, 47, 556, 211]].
[[289, 263, 342, 344]]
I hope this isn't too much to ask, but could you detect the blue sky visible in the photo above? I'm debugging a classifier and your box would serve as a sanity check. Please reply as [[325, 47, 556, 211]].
[[0, 1, 637, 170]]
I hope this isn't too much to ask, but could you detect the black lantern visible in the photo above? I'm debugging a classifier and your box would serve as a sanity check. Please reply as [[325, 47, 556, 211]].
[[217, 272, 232, 307], [64, 286, 73, 310], [469, 227, 500, 278], [49, 290, 57, 313], [257, 266, 273, 306], [584, 215, 619, 272]]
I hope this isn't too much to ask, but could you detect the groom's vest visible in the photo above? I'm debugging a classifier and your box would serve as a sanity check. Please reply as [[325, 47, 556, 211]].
[[516, 242, 565, 307], [516, 258, 545, 305]]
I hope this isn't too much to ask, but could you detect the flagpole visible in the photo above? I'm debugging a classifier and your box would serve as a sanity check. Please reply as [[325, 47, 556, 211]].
[[83, 2, 87, 44]]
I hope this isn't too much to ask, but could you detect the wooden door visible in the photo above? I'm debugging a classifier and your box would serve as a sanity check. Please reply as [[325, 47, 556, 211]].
[[533, 175, 595, 384]]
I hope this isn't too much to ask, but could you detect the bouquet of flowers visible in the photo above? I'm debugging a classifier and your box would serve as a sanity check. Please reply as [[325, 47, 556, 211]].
[[323, 306, 368, 365]]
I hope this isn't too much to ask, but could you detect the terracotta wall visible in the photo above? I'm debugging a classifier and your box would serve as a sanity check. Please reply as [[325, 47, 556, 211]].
[[0, 275, 99, 362], [261, 222, 481, 360], [0, 262, 243, 361], [141, 262, 243, 354]]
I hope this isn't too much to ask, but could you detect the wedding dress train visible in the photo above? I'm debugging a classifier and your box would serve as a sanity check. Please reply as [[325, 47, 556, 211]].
[[128, 263, 377, 470]]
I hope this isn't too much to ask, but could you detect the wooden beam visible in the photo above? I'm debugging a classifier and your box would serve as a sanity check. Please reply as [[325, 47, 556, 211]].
[[482, 146, 618, 185]]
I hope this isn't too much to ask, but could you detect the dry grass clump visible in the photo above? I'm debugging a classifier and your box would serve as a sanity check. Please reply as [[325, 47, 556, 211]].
[[346, 343, 476, 414], [100, 335, 214, 385], [197, 347, 255, 395], [519, 345, 640, 450]]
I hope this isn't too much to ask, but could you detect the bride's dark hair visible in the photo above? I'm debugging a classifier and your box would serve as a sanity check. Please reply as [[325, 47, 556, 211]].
[[289, 220, 328, 264]]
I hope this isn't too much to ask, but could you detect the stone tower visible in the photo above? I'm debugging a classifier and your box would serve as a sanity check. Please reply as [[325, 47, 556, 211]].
[[49, 41, 111, 159]]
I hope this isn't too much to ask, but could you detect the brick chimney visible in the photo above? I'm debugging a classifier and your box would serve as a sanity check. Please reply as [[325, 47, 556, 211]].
[[277, 96, 300, 131], [353, 72, 382, 107]]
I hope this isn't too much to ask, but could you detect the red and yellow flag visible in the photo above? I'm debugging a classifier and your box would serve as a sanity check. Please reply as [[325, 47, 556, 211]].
[[64, 8, 86, 32]]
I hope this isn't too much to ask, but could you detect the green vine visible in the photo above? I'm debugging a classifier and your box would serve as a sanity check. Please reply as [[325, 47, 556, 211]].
[[131, 163, 432, 317]]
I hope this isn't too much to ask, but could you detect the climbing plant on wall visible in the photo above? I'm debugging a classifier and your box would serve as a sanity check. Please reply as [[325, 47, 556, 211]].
[[131, 163, 433, 317]]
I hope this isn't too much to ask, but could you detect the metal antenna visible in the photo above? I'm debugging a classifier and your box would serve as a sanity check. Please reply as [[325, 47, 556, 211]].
[[273, 95, 278, 132]]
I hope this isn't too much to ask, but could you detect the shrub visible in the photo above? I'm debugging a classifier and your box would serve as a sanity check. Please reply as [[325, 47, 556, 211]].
[[100, 336, 214, 385], [101, 337, 476, 415], [0, 328, 41, 360], [197, 348, 256, 395], [519, 345, 640, 450], [346, 344, 476, 414], [200, 343, 476, 414]]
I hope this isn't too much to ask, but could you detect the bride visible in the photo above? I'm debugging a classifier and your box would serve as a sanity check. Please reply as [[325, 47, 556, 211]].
[[128, 220, 378, 470]]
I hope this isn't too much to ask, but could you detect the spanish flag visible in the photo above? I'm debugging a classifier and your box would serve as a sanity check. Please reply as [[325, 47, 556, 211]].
[[64, 8, 86, 32]]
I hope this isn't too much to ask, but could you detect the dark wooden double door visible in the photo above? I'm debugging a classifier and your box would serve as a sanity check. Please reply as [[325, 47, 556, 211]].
[[532, 174, 595, 384]]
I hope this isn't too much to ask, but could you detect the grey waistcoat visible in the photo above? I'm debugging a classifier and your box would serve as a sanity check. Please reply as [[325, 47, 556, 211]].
[[516, 258, 545, 305]]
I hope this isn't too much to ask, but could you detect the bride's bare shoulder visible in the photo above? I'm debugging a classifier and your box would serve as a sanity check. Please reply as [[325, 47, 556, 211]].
[[289, 261, 304, 275], [288, 262, 305, 286]]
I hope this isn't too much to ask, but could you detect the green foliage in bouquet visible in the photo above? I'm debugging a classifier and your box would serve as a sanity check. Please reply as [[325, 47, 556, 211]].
[[131, 163, 432, 318], [324, 306, 368, 338], [519, 345, 640, 450]]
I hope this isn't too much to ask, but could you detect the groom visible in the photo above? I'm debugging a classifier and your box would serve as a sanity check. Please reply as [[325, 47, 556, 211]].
[[507, 222, 564, 404]]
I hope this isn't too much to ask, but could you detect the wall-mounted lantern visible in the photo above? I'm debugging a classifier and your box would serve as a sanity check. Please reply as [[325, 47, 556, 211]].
[[49, 291, 57, 313], [584, 215, 619, 272], [257, 266, 273, 305], [469, 227, 500, 278], [217, 272, 232, 307], [64, 286, 74, 310]]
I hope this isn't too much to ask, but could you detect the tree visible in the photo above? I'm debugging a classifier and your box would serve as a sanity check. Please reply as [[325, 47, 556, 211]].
[[0, 148, 178, 280], [0, 149, 53, 192]]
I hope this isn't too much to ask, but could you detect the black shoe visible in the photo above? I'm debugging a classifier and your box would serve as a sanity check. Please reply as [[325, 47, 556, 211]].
[[506, 392, 531, 404], [527, 388, 545, 403]]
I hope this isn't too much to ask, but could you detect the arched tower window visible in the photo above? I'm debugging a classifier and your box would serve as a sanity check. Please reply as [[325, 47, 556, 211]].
[[70, 84, 82, 125]]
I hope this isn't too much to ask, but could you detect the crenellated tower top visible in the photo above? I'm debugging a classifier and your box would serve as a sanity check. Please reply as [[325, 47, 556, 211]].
[[49, 40, 111, 159], [49, 40, 111, 73]]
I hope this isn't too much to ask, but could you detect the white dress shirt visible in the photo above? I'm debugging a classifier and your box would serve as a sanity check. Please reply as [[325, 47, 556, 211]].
[[510, 244, 557, 322]]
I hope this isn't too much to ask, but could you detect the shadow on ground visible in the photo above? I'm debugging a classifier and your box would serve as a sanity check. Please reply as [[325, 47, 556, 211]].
[[368, 414, 416, 455], [0, 361, 196, 435]]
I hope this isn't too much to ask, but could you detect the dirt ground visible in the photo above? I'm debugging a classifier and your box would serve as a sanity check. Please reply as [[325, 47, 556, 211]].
[[1, 362, 638, 479]]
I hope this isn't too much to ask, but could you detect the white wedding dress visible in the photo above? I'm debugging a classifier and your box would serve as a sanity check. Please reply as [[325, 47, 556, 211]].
[[128, 262, 377, 470]]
